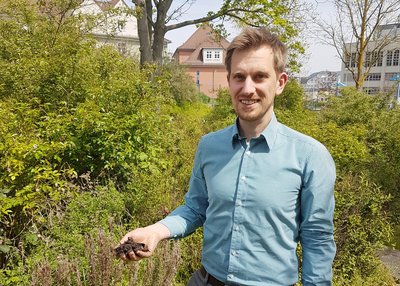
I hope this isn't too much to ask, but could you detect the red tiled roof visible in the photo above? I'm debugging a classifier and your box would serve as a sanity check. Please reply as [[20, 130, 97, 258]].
[[177, 25, 230, 50]]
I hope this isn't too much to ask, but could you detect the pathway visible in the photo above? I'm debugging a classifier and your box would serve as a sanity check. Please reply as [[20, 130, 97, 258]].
[[378, 248, 400, 285]]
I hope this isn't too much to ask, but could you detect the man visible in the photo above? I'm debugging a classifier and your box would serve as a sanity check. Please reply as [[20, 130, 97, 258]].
[[118, 27, 336, 286]]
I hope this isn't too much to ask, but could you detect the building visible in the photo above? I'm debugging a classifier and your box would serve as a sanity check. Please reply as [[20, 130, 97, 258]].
[[341, 21, 400, 99], [173, 25, 230, 98], [300, 71, 340, 110], [75, 0, 140, 57], [302, 71, 340, 98]]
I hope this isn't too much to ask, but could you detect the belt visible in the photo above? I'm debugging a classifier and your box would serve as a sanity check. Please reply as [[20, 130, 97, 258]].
[[199, 266, 296, 286], [200, 266, 225, 286]]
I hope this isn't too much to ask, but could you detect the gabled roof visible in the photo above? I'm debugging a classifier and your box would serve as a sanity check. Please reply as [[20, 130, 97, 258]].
[[177, 25, 230, 51]]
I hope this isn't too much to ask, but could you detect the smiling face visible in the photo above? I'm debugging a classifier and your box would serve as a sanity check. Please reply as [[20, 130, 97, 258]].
[[228, 45, 287, 134]]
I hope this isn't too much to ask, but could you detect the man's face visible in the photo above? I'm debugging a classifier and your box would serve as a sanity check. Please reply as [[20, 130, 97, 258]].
[[227, 45, 287, 126]]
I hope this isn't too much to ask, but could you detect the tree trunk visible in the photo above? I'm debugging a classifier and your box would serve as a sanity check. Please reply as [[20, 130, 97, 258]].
[[152, 26, 166, 65], [134, 0, 152, 65], [355, 0, 369, 91], [151, 0, 172, 65], [356, 50, 365, 90]]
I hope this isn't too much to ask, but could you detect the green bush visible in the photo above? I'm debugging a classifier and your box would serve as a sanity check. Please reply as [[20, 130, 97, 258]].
[[275, 78, 304, 111], [333, 174, 393, 282], [205, 89, 236, 131], [334, 263, 396, 286], [158, 62, 198, 106], [320, 89, 400, 222]]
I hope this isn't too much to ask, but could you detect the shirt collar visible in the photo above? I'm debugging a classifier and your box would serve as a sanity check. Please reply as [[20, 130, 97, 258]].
[[231, 113, 279, 151]]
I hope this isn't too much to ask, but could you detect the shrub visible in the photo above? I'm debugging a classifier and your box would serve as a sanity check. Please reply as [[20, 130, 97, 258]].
[[333, 174, 393, 281]]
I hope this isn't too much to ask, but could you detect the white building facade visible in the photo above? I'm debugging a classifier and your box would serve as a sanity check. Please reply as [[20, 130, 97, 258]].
[[75, 0, 140, 58], [341, 22, 400, 98]]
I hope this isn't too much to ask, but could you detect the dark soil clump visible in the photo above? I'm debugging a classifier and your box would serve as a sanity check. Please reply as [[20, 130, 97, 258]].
[[115, 237, 147, 258]]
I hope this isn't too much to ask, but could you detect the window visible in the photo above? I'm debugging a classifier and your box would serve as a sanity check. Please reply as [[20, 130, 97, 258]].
[[365, 52, 371, 67], [117, 42, 127, 56], [351, 53, 357, 67], [365, 51, 383, 67], [376, 51, 383, 66], [348, 52, 357, 68], [387, 51, 393, 66], [365, 73, 381, 81], [344, 54, 350, 68], [385, 73, 397, 81], [345, 52, 358, 68], [117, 20, 125, 32], [203, 49, 223, 63], [363, 87, 380, 95], [394, 50, 399, 66], [386, 49, 400, 66]]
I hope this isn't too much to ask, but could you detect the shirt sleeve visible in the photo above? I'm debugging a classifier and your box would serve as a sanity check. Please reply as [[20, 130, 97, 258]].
[[158, 138, 209, 238], [300, 143, 336, 286]]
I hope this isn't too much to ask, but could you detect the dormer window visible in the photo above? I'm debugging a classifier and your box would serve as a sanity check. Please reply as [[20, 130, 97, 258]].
[[203, 48, 223, 64]]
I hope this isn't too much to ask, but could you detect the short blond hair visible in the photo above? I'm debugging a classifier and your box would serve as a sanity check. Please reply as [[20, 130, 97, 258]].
[[225, 27, 288, 75]]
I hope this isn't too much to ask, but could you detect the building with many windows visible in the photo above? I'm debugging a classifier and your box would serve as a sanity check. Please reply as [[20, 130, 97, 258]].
[[341, 21, 400, 98]]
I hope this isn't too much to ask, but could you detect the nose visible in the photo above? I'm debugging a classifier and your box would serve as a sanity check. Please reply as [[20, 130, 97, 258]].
[[242, 77, 256, 95]]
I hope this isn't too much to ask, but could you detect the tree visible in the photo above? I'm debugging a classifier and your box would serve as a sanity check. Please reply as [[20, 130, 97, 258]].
[[317, 0, 400, 90], [132, 0, 306, 68]]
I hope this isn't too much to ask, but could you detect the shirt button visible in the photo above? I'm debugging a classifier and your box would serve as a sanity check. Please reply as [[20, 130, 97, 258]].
[[236, 201, 242, 206], [234, 225, 239, 231], [241, 176, 246, 180], [227, 274, 234, 279], [246, 150, 251, 155], [231, 250, 237, 256]]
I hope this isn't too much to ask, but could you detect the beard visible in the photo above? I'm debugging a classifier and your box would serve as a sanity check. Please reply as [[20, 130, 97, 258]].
[[234, 101, 273, 123]]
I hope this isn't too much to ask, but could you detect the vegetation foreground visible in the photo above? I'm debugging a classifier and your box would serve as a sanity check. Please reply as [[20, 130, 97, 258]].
[[1, 0, 400, 285]]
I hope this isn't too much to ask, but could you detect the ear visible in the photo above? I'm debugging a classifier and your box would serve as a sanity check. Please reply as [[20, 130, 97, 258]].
[[275, 72, 288, 96]]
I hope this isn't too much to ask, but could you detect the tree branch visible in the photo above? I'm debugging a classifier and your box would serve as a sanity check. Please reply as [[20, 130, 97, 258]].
[[165, 7, 263, 31]]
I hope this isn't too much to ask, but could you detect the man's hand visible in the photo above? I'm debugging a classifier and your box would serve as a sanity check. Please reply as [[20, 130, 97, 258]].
[[116, 222, 171, 261]]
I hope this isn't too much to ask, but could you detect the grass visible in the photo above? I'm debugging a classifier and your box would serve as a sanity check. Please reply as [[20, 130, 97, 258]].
[[29, 230, 183, 286]]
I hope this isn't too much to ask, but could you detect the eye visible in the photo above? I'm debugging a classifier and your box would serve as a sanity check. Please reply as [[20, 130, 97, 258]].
[[232, 73, 245, 81], [254, 73, 268, 81]]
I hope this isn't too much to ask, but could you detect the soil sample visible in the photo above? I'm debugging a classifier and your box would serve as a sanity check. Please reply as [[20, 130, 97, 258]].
[[115, 237, 148, 258]]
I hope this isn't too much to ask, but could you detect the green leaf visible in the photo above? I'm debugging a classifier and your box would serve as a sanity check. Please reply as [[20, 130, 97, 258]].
[[0, 245, 11, 253]]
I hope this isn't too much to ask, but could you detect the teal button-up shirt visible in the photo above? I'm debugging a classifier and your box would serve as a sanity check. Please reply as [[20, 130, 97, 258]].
[[160, 113, 336, 286]]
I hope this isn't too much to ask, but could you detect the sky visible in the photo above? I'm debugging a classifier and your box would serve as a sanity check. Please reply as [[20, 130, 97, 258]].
[[164, 0, 342, 77]]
